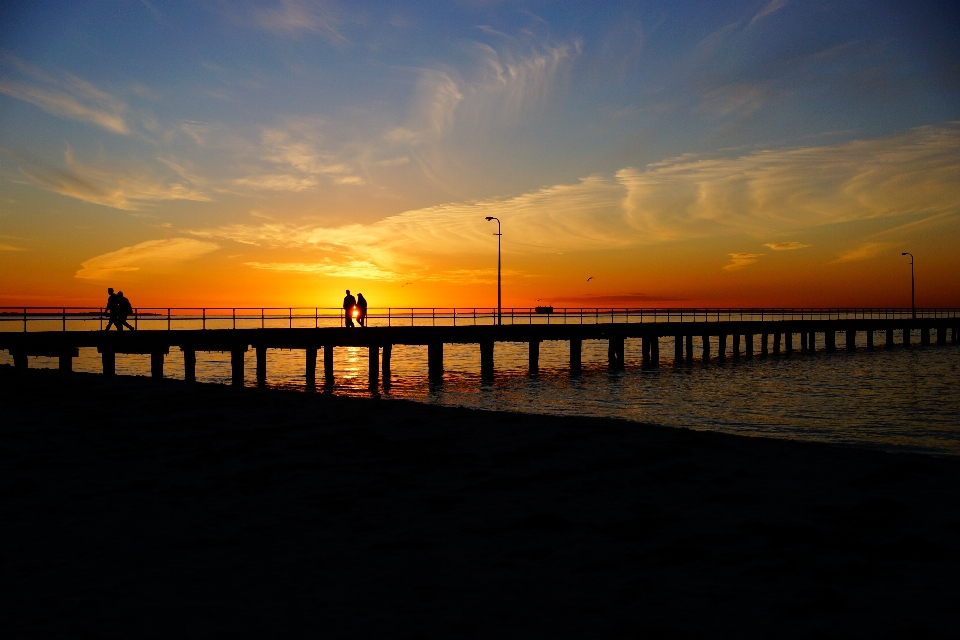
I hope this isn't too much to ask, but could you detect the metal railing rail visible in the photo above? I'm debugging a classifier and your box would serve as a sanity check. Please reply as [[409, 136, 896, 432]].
[[2, 307, 959, 332]]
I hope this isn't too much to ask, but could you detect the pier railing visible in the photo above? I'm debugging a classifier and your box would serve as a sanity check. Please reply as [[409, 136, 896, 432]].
[[2, 307, 959, 332]]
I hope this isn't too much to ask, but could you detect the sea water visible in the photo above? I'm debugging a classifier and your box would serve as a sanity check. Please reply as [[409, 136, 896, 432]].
[[3, 332, 958, 456]]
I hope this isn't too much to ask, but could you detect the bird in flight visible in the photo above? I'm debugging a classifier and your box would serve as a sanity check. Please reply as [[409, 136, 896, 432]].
[[587, 276, 594, 282], [402, 282, 413, 287]]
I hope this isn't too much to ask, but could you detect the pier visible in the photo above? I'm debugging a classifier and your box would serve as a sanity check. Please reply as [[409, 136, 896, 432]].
[[2, 307, 958, 387]]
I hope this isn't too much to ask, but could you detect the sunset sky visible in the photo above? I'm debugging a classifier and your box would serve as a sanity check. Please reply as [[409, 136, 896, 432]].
[[1, 0, 958, 309]]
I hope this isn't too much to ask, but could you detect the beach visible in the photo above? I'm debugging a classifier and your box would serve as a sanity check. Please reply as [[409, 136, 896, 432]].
[[2, 365, 959, 637]]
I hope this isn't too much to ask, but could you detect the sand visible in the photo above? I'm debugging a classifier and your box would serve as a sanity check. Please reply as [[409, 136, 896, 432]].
[[2, 364, 959, 638]]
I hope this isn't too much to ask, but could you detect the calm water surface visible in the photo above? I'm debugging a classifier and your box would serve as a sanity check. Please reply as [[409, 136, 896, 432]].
[[4, 333, 958, 456]]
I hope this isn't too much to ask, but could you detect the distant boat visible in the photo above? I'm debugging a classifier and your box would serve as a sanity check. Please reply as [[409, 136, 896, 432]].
[[535, 306, 554, 314]]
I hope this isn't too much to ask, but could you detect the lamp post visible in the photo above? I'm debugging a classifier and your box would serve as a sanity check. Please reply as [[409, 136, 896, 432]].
[[485, 216, 501, 325], [901, 252, 915, 319]]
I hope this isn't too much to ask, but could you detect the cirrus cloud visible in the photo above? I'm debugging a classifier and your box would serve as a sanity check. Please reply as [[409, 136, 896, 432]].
[[75, 238, 219, 280]]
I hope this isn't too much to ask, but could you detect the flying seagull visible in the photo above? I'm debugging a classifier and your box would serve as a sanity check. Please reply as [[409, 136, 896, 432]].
[[402, 282, 413, 287], [587, 276, 594, 281]]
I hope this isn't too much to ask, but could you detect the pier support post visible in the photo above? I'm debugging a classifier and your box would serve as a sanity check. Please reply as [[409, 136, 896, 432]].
[[651, 336, 660, 365], [101, 350, 115, 376], [701, 335, 710, 360], [761, 334, 768, 355], [428, 342, 443, 379], [800, 332, 807, 352], [866, 331, 874, 350], [773, 333, 781, 355], [183, 349, 196, 382], [481, 341, 495, 379], [368, 346, 379, 388], [59, 350, 74, 373], [382, 344, 392, 380], [685, 335, 693, 362], [718, 335, 727, 360], [305, 347, 317, 387], [528, 340, 540, 375], [937, 327, 947, 346], [825, 331, 836, 352], [745, 334, 754, 358], [953, 326, 959, 345], [903, 327, 911, 347], [324, 345, 334, 384], [151, 352, 164, 380], [231, 347, 246, 387], [12, 350, 27, 370], [641, 337, 651, 367], [921, 328, 931, 346], [886, 329, 894, 347], [732, 334, 741, 359], [674, 336, 683, 362], [256, 346, 267, 387], [784, 332, 792, 354], [846, 330, 856, 351], [569, 339, 581, 373]]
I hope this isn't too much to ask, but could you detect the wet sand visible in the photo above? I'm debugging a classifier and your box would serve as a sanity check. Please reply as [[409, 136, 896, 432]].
[[2, 364, 959, 638]]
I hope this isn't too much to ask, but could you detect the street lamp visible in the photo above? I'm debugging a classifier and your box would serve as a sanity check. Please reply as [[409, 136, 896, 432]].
[[485, 216, 501, 325], [901, 252, 915, 319]]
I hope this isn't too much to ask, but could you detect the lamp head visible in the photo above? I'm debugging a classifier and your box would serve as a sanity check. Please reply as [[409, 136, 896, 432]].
[[902, 252, 908, 256], [485, 216, 494, 221]]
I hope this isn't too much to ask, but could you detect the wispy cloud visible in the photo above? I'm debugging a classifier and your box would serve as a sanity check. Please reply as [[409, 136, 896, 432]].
[[831, 242, 893, 264], [764, 241, 811, 251], [724, 253, 763, 271], [20, 146, 210, 210], [225, 0, 347, 43], [75, 238, 219, 280], [748, 0, 789, 28], [0, 243, 26, 252], [0, 56, 129, 134], [193, 124, 960, 278]]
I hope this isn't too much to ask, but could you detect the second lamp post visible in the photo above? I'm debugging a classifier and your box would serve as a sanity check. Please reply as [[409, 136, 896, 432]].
[[485, 216, 502, 325]]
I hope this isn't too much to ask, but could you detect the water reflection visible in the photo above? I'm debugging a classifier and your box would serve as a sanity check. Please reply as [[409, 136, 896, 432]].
[[2, 335, 958, 455]]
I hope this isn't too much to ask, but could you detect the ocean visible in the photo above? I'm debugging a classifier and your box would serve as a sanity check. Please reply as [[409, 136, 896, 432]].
[[3, 328, 958, 456]]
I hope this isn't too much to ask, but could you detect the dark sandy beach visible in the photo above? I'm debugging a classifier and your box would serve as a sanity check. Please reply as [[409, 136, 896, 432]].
[[2, 365, 959, 638]]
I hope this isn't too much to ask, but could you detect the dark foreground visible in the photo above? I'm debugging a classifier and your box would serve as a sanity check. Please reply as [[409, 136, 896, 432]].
[[2, 366, 959, 638]]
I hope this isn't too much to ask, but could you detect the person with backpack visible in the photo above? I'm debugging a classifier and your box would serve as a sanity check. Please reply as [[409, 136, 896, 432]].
[[103, 287, 122, 331], [342, 290, 357, 328], [115, 291, 136, 331]]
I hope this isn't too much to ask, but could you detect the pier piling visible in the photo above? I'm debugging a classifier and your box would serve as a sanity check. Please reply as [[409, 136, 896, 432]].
[[231, 347, 246, 387], [761, 334, 768, 355], [846, 330, 856, 351], [651, 336, 660, 365], [903, 328, 911, 347], [866, 331, 874, 350], [382, 344, 392, 379], [481, 341, 495, 378], [921, 328, 931, 346], [886, 329, 894, 347], [785, 332, 792, 354], [428, 342, 444, 379], [569, 339, 581, 373], [685, 335, 693, 362], [256, 346, 267, 387], [718, 334, 727, 360], [151, 352, 164, 379], [529, 340, 540, 375], [674, 335, 683, 362], [702, 335, 710, 360], [608, 337, 625, 369], [937, 327, 947, 346], [183, 349, 196, 382], [305, 347, 317, 387], [773, 333, 781, 355], [745, 334, 754, 358], [368, 346, 379, 387], [102, 350, 115, 376], [733, 334, 741, 359], [324, 345, 334, 384]]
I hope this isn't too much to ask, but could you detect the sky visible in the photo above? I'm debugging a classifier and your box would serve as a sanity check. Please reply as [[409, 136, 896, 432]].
[[1, 0, 959, 310]]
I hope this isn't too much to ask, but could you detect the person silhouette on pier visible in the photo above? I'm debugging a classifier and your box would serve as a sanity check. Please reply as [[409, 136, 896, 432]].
[[115, 291, 136, 331], [343, 290, 357, 328], [103, 288, 122, 331], [356, 293, 368, 327]]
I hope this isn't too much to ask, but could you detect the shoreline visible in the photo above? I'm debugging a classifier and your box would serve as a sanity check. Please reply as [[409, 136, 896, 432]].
[[3, 365, 960, 636]]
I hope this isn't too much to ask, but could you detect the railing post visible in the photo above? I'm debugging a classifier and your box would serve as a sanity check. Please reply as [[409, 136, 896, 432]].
[[315, 307, 318, 328], [134, 309, 138, 330], [261, 308, 264, 329], [23, 307, 27, 332], [388, 308, 391, 327], [203, 308, 206, 330], [233, 308, 236, 330], [62, 307, 66, 331], [168, 308, 171, 331], [289, 307, 292, 329]]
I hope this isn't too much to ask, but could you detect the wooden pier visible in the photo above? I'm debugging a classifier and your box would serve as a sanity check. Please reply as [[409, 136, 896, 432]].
[[3, 309, 958, 387]]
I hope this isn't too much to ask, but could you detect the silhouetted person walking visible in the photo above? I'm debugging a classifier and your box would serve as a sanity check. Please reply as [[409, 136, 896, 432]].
[[103, 287, 121, 331], [343, 290, 357, 328], [116, 291, 135, 331], [356, 293, 368, 327]]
